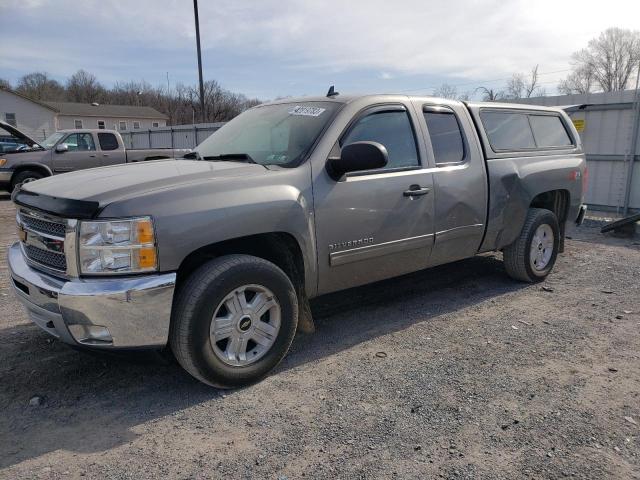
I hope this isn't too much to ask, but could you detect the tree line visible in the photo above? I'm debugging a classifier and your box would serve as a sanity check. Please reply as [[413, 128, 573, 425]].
[[0, 70, 260, 125]]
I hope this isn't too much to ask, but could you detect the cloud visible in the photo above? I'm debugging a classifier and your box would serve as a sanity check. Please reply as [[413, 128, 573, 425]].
[[1, 0, 639, 96]]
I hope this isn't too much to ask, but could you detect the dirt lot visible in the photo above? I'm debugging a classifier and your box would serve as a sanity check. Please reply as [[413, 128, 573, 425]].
[[0, 194, 639, 480]]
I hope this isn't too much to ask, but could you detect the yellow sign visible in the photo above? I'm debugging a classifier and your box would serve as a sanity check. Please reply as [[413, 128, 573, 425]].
[[572, 119, 585, 132]]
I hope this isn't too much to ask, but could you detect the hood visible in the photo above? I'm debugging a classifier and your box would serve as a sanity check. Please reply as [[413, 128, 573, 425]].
[[0, 120, 43, 148], [14, 160, 269, 218]]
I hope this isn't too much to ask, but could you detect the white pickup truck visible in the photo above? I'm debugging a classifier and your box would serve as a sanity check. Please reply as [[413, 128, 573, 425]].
[[0, 121, 190, 191]]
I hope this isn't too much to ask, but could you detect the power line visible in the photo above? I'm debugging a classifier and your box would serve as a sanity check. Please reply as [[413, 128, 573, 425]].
[[397, 68, 572, 94]]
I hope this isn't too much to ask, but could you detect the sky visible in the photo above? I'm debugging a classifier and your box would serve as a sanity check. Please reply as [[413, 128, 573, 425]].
[[1, 0, 639, 100]]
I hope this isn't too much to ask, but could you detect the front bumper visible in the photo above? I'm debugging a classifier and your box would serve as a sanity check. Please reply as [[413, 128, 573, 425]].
[[0, 169, 12, 191], [8, 242, 176, 349]]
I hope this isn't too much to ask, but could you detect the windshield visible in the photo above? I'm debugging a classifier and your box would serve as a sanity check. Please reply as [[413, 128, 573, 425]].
[[42, 132, 66, 149], [195, 102, 341, 167]]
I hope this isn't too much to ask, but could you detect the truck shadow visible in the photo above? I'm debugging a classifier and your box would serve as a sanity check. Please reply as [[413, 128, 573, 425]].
[[0, 253, 526, 469]]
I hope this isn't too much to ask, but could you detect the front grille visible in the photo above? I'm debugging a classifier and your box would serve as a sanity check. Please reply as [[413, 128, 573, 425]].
[[19, 209, 69, 274], [19, 213, 66, 237], [24, 245, 67, 271]]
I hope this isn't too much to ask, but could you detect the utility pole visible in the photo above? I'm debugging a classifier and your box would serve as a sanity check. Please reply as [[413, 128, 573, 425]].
[[193, 0, 206, 123]]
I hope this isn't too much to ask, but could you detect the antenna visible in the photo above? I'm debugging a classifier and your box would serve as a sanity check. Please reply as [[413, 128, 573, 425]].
[[326, 85, 339, 97]]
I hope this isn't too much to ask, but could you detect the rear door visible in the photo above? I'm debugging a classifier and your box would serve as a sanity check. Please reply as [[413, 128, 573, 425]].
[[313, 102, 436, 294], [52, 132, 101, 172], [413, 101, 488, 266], [96, 132, 126, 166]]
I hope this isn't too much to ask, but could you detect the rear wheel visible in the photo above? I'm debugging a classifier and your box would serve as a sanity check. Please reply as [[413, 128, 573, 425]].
[[503, 208, 560, 282], [170, 255, 298, 388], [11, 170, 44, 191]]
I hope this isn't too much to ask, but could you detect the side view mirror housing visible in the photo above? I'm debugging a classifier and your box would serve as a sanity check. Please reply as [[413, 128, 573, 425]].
[[327, 141, 388, 180], [55, 143, 69, 153]]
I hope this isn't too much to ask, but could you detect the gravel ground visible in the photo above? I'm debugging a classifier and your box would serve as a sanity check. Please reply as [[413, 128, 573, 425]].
[[0, 194, 639, 480]]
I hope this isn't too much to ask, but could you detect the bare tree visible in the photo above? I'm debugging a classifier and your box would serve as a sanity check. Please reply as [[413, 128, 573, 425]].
[[557, 66, 594, 94], [15, 72, 65, 100], [432, 83, 459, 99], [560, 28, 640, 92], [66, 70, 106, 103], [0, 78, 10, 90], [475, 86, 504, 101], [506, 65, 544, 99], [432, 83, 472, 101]]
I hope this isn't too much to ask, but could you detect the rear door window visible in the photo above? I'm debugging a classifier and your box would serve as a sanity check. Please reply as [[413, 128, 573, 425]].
[[423, 110, 465, 165], [529, 115, 573, 147], [480, 111, 536, 150], [98, 133, 119, 151]]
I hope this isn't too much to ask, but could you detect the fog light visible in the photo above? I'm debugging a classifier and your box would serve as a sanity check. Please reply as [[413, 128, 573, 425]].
[[68, 325, 113, 344]]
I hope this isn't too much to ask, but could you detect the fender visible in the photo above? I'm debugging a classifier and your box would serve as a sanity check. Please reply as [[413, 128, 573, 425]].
[[11, 162, 54, 177], [98, 165, 318, 296], [480, 153, 583, 251]]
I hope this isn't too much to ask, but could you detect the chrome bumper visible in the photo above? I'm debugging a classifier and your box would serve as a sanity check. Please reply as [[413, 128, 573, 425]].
[[0, 169, 11, 189], [8, 242, 176, 348]]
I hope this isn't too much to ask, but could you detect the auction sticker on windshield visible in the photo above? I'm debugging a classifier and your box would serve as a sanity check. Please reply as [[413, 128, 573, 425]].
[[289, 106, 326, 117]]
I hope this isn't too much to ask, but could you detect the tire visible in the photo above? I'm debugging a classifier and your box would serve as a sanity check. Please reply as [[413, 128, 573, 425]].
[[11, 170, 44, 191], [503, 208, 560, 283], [169, 254, 298, 388]]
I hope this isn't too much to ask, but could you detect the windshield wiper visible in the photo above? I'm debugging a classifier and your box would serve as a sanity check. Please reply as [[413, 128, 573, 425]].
[[202, 153, 256, 164]]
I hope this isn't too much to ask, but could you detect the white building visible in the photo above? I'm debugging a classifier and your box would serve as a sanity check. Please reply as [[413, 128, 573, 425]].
[[0, 88, 168, 140], [0, 88, 57, 141], [45, 101, 168, 133]]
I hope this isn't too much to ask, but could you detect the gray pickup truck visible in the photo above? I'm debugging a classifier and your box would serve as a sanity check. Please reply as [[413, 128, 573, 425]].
[[8, 93, 587, 388], [0, 120, 190, 192]]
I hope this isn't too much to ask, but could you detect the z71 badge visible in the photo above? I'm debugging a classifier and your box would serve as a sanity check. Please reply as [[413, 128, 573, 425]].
[[328, 237, 374, 251]]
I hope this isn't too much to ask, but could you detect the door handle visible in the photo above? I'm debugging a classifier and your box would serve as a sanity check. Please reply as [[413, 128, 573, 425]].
[[89, 154, 96, 157], [103, 154, 109, 157], [403, 185, 430, 197]]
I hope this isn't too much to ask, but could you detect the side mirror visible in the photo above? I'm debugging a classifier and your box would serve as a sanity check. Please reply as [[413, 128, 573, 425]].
[[327, 141, 388, 180], [55, 143, 69, 153]]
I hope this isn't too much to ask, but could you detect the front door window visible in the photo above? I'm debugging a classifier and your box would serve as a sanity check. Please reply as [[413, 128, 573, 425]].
[[63, 133, 96, 151]]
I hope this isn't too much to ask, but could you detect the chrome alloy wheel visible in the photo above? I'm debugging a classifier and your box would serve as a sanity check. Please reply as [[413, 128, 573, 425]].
[[530, 224, 554, 271], [210, 284, 281, 367]]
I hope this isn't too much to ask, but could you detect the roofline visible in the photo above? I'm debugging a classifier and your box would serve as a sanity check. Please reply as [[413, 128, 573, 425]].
[[55, 113, 169, 120], [0, 88, 59, 112]]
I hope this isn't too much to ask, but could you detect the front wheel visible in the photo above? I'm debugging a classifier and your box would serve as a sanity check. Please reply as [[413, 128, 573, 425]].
[[503, 208, 560, 282], [170, 255, 298, 388], [11, 170, 44, 191]]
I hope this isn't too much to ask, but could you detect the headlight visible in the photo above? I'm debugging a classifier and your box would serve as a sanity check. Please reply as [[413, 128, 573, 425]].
[[78, 217, 157, 275]]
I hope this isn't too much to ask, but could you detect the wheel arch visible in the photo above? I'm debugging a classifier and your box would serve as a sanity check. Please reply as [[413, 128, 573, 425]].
[[11, 163, 52, 184], [529, 189, 570, 252], [175, 232, 308, 298]]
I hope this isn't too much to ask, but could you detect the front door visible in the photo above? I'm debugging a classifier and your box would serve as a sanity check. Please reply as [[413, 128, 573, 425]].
[[314, 104, 435, 295], [52, 132, 101, 172]]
